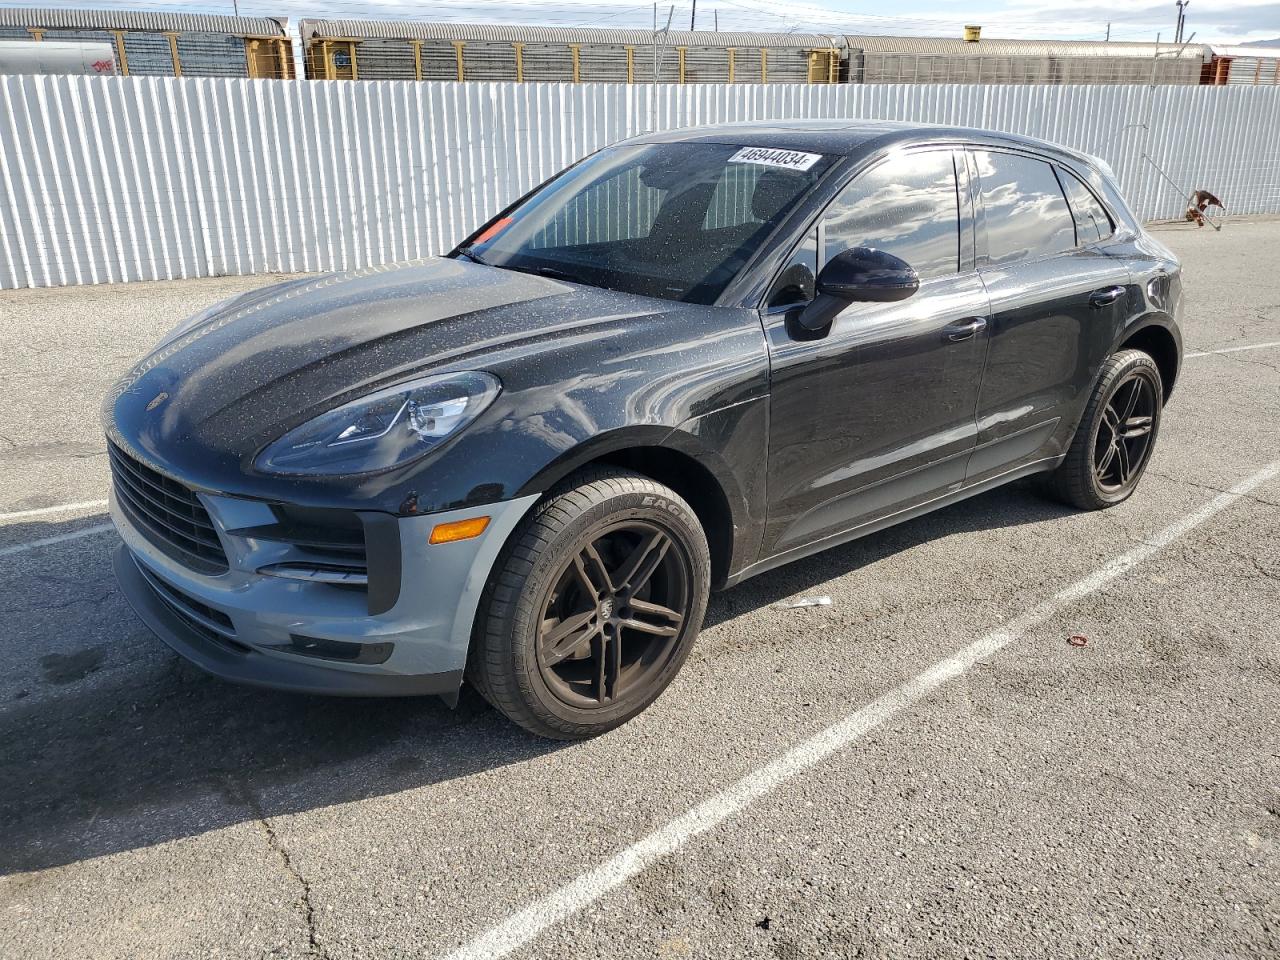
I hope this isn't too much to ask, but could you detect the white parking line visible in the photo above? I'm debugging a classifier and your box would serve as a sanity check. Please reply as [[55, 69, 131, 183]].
[[1185, 340, 1280, 359], [0, 499, 108, 523], [442, 458, 1280, 960], [0, 523, 115, 558]]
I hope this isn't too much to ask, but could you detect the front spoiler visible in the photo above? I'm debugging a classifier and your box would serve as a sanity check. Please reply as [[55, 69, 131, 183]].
[[114, 545, 463, 698]]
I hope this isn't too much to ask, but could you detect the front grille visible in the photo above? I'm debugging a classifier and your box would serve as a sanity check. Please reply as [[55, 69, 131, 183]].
[[109, 443, 229, 575]]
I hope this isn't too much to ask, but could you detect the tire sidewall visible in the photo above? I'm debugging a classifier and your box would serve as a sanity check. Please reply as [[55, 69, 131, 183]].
[[508, 485, 710, 733]]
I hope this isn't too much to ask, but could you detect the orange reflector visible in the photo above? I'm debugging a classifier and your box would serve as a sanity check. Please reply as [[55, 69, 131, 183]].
[[429, 516, 491, 544], [473, 217, 512, 245]]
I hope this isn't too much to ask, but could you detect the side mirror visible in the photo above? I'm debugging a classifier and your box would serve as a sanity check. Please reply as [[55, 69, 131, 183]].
[[796, 247, 920, 332], [818, 247, 920, 302]]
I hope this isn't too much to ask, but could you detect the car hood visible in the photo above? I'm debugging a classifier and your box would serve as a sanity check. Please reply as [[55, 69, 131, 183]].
[[106, 257, 670, 478]]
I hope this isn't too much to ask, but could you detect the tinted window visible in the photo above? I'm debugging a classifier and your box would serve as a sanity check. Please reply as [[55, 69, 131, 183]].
[[468, 142, 833, 305], [529, 166, 664, 247], [1058, 169, 1114, 244], [973, 151, 1075, 265], [704, 163, 766, 230], [823, 151, 959, 281]]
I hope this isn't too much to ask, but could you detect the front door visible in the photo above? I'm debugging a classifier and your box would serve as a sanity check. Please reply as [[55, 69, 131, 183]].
[[762, 149, 992, 559]]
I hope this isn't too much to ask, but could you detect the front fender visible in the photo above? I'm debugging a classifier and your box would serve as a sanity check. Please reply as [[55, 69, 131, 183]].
[[517, 425, 680, 496], [514, 395, 770, 582]]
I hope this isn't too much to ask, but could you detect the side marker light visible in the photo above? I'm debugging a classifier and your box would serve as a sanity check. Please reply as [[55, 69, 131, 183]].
[[429, 516, 491, 544]]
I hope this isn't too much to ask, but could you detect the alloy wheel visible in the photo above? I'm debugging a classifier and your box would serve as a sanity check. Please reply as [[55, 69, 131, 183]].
[[1093, 371, 1158, 493], [535, 520, 691, 710]]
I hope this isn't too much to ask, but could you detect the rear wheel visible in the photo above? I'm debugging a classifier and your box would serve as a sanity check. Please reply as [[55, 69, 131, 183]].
[[468, 468, 710, 740], [1046, 348, 1163, 510]]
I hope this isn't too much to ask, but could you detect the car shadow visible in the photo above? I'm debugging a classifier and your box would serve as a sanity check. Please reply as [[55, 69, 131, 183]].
[[0, 479, 1074, 875], [706, 477, 1075, 627]]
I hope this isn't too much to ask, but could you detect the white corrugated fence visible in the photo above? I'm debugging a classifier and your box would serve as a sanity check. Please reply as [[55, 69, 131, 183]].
[[2, 76, 1278, 289]]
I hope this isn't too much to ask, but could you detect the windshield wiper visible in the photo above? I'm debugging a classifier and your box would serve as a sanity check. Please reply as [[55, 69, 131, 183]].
[[456, 245, 489, 266], [458, 250, 589, 287], [527, 265, 589, 285]]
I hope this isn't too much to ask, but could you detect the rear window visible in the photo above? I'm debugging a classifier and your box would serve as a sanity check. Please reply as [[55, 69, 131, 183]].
[[973, 150, 1076, 266]]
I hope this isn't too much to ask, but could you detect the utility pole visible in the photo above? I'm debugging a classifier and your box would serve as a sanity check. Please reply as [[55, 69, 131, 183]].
[[691, 0, 697, 31], [1174, 1, 1189, 43], [714, 10, 719, 31], [651, 4, 673, 130], [1105, 22, 1111, 41]]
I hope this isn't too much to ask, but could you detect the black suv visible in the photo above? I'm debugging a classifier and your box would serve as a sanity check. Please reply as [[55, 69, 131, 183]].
[[106, 120, 1182, 739]]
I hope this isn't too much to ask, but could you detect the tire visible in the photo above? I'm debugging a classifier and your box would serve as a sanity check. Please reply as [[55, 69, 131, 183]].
[[467, 468, 711, 740], [1046, 348, 1164, 510]]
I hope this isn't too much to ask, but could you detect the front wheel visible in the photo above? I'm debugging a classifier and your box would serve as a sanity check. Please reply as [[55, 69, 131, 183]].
[[468, 468, 710, 740], [1046, 348, 1164, 510]]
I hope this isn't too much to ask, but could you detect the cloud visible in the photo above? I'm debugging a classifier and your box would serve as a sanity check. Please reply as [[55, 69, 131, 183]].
[[993, 0, 1280, 42]]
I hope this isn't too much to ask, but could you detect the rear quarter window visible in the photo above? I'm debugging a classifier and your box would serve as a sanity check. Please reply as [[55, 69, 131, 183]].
[[1057, 168, 1115, 244], [973, 150, 1076, 266]]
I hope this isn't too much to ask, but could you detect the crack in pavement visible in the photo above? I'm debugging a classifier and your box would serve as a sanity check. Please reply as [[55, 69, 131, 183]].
[[1251, 556, 1280, 583], [0, 592, 112, 616], [224, 777, 331, 960], [1171, 540, 1278, 584], [1208, 349, 1280, 375], [1146, 469, 1280, 509], [253, 814, 330, 960]]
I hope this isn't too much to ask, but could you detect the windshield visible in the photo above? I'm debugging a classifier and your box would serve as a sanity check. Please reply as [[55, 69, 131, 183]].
[[461, 142, 833, 305]]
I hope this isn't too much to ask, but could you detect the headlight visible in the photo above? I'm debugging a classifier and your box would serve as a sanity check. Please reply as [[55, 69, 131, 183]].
[[255, 371, 501, 476]]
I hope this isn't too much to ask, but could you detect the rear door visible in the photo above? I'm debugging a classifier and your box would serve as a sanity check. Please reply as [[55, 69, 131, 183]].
[[965, 149, 1132, 483]]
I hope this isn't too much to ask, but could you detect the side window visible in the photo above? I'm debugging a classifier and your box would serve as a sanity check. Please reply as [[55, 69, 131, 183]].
[[822, 151, 960, 281], [972, 151, 1075, 265], [1057, 169, 1114, 244], [767, 228, 818, 308]]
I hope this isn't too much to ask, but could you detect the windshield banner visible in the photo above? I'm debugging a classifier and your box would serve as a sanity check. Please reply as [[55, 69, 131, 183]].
[[727, 147, 824, 171]]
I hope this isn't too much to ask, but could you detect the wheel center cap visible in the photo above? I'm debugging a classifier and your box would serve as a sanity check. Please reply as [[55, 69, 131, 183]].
[[598, 598, 614, 620]]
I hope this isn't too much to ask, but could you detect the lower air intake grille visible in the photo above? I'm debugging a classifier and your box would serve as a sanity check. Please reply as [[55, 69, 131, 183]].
[[134, 560, 249, 655]]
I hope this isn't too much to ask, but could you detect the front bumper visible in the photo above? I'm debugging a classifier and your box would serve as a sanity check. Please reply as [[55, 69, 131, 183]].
[[110, 480, 538, 698]]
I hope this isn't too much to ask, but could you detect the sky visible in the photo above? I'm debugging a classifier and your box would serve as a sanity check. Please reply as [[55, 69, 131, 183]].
[[13, 0, 1280, 45]]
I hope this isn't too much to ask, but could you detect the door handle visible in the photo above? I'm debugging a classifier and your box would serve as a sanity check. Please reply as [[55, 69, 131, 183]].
[[945, 317, 988, 342], [1089, 285, 1127, 308]]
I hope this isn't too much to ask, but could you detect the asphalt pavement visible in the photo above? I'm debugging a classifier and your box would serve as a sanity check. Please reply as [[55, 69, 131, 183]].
[[1, 222, 1277, 959]]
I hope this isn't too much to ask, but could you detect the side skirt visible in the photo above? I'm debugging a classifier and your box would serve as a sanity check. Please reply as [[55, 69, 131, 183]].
[[721, 454, 1063, 589]]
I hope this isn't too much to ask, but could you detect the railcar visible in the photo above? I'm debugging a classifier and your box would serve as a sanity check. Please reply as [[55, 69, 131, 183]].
[[298, 21, 845, 84], [7, 7, 1270, 89], [297, 21, 1214, 86], [0, 7, 293, 78], [0, 39, 116, 75], [846, 35, 1207, 85], [1203, 44, 1280, 84]]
